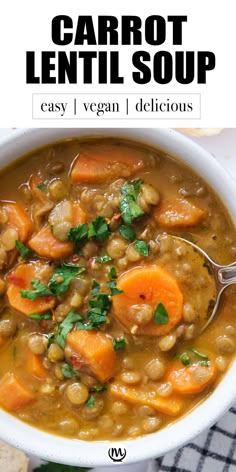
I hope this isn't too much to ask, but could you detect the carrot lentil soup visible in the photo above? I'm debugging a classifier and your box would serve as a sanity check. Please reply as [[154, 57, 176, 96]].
[[0, 138, 235, 441]]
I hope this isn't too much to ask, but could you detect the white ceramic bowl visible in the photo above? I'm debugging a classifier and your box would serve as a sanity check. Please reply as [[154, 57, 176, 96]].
[[0, 128, 235, 467]]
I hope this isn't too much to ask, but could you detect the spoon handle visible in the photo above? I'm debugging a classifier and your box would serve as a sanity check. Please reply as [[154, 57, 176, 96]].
[[217, 263, 236, 286]]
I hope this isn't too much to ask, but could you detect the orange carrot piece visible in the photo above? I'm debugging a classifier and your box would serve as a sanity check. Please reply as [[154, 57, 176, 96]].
[[110, 382, 183, 416], [2, 202, 33, 242], [71, 144, 147, 183], [27, 351, 48, 380], [66, 330, 117, 382], [0, 373, 35, 411], [112, 266, 183, 336], [154, 198, 205, 227], [7, 262, 55, 316], [28, 226, 74, 260], [28, 204, 86, 259], [167, 360, 216, 394]]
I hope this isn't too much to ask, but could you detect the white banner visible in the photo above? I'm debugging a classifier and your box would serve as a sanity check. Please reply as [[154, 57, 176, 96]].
[[0, 0, 234, 127]]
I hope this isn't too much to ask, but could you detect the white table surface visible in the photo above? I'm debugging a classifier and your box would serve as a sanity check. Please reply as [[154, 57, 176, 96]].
[[0, 128, 235, 471]]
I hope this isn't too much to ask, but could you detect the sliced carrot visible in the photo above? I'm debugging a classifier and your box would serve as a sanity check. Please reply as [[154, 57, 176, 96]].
[[66, 330, 117, 382], [1, 202, 33, 242], [112, 266, 183, 336], [154, 198, 205, 227], [71, 144, 147, 183], [166, 360, 216, 394], [7, 262, 55, 316], [28, 226, 74, 260], [28, 203, 86, 259], [27, 351, 48, 380], [110, 382, 183, 416], [0, 373, 35, 411]]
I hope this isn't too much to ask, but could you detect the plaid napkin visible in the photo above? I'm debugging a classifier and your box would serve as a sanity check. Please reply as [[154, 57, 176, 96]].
[[151, 406, 236, 472]]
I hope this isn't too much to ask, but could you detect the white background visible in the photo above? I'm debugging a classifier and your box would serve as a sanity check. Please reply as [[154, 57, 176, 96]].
[[0, 0, 235, 127]]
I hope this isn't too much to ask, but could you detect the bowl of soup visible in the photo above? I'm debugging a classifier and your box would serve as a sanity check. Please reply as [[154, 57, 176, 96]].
[[0, 128, 235, 467]]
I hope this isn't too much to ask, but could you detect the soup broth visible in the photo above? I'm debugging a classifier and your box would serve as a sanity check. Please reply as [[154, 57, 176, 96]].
[[0, 138, 235, 441]]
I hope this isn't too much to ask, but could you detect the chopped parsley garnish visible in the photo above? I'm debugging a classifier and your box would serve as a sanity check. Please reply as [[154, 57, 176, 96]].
[[68, 217, 110, 249], [87, 294, 111, 328], [200, 360, 210, 367], [86, 395, 95, 408], [134, 240, 149, 257], [29, 313, 53, 321], [113, 338, 126, 351], [15, 240, 33, 260], [90, 385, 108, 393], [154, 303, 169, 325], [96, 255, 112, 264], [175, 349, 210, 367], [87, 216, 110, 240], [62, 362, 77, 379], [48, 263, 85, 296], [107, 280, 124, 296], [21, 264, 85, 300], [191, 349, 209, 360], [37, 183, 47, 192], [108, 267, 117, 279], [56, 310, 83, 348], [175, 352, 191, 366], [68, 223, 88, 244], [20, 279, 53, 301], [119, 179, 144, 225], [119, 225, 136, 241], [91, 280, 100, 296], [47, 333, 55, 346]]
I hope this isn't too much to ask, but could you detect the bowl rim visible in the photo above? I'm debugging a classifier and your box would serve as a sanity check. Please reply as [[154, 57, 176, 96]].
[[0, 127, 235, 467]]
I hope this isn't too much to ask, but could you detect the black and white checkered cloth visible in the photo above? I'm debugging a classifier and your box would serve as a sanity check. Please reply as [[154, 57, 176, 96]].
[[152, 406, 236, 472]]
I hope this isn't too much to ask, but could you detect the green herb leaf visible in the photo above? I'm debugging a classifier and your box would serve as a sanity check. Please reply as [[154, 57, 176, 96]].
[[68, 223, 88, 243], [87, 294, 111, 328], [200, 360, 210, 367], [86, 395, 95, 408], [48, 263, 85, 296], [134, 240, 149, 257], [56, 310, 83, 348], [96, 255, 112, 264], [33, 462, 91, 472], [119, 180, 144, 225], [15, 240, 33, 260], [176, 352, 191, 366], [62, 363, 76, 379], [154, 303, 169, 325], [37, 183, 47, 192], [91, 280, 100, 297], [119, 225, 136, 241], [107, 280, 124, 296], [20, 279, 53, 301], [90, 385, 108, 392], [88, 216, 110, 240], [76, 321, 94, 331], [108, 267, 117, 279], [29, 313, 53, 321], [113, 338, 126, 351], [192, 349, 209, 360], [47, 333, 55, 346]]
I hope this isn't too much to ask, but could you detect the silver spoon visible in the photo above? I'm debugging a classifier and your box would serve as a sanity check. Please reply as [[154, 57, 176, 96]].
[[172, 236, 236, 332]]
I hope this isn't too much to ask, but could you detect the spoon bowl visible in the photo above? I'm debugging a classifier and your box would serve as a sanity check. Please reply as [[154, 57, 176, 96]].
[[172, 236, 236, 331]]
